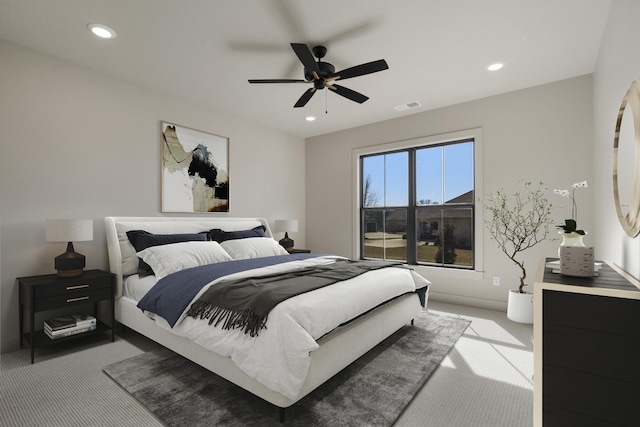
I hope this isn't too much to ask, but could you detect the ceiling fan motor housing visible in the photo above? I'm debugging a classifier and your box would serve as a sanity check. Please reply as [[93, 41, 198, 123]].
[[304, 61, 335, 82]]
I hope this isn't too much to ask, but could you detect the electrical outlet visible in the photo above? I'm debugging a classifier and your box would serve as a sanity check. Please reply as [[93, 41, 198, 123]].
[[493, 276, 500, 286]]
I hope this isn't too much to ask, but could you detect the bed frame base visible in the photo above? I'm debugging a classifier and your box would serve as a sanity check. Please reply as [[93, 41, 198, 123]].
[[115, 293, 421, 409], [105, 216, 423, 416]]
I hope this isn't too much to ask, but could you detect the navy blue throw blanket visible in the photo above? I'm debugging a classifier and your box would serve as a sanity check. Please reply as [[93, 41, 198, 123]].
[[137, 253, 320, 327]]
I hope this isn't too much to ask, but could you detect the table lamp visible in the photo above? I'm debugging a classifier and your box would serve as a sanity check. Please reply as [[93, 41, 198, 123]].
[[274, 219, 298, 251], [45, 219, 93, 277]]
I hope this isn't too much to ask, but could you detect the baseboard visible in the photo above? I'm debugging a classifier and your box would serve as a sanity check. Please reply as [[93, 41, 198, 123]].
[[429, 291, 507, 312]]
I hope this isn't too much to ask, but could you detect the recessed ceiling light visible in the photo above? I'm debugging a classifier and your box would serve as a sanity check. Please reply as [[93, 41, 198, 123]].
[[486, 62, 504, 71], [87, 24, 116, 39], [306, 116, 316, 122]]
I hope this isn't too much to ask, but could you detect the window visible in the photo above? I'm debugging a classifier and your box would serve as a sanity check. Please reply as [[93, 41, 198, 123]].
[[360, 138, 475, 269]]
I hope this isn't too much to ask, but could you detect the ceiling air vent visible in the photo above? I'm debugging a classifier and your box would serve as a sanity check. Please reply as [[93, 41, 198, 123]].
[[394, 101, 422, 112]]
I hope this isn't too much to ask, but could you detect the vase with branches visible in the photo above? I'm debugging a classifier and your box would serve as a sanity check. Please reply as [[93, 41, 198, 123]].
[[483, 181, 554, 293]]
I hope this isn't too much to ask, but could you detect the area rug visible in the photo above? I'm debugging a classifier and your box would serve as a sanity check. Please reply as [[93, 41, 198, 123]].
[[103, 311, 470, 427]]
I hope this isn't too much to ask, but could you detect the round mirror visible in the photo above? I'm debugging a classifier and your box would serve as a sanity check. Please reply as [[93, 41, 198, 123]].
[[617, 100, 635, 218], [613, 80, 640, 237]]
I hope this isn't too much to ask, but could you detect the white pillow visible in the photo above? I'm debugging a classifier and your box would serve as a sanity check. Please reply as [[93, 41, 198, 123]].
[[136, 241, 232, 280], [220, 237, 289, 260]]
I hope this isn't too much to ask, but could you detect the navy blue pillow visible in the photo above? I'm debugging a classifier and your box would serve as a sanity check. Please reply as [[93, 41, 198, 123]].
[[208, 225, 266, 243], [126, 230, 208, 277]]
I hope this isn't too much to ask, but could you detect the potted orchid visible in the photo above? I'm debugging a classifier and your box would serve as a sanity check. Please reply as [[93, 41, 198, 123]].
[[553, 180, 588, 247]]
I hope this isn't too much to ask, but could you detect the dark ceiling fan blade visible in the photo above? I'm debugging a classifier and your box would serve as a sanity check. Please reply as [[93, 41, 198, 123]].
[[248, 79, 307, 83], [290, 43, 320, 75], [333, 59, 389, 81], [328, 84, 369, 104], [294, 88, 316, 108]]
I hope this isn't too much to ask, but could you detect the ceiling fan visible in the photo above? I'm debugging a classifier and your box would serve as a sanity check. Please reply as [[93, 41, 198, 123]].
[[248, 43, 389, 108]]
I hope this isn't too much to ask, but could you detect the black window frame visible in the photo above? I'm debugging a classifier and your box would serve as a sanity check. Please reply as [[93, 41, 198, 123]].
[[359, 138, 475, 269]]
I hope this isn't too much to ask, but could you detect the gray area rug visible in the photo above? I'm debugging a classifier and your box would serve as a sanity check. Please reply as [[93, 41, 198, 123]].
[[103, 311, 470, 426]]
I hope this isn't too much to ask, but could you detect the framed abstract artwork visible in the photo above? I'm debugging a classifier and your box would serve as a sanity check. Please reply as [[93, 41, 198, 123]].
[[161, 121, 229, 213]]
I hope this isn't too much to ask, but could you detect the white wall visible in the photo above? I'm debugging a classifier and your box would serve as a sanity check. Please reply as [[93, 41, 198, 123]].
[[5, 0, 637, 352], [0, 40, 306, 353], [593, 0, 640, 279], [306, 75, 594, 310]]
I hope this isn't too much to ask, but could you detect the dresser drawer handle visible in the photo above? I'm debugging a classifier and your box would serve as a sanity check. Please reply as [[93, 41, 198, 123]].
[[67, 284, 89, 291], [67, 296, 89, 303]]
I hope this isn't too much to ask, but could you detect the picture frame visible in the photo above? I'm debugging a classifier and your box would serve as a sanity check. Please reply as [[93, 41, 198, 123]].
[[161, 121, 229, 213]]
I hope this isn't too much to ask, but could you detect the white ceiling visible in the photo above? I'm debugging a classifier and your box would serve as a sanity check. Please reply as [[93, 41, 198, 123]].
[[0, 0, 611, 138]]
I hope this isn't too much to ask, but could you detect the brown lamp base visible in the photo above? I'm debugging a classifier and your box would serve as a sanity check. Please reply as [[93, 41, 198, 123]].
[[56, 268, 84, 278], [279, 232, 294, 250], [54, 242, 86, 277]]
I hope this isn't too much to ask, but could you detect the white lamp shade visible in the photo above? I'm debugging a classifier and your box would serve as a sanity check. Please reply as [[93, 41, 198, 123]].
[[45, 219, 93, 242], [274, 219, 298, 233]]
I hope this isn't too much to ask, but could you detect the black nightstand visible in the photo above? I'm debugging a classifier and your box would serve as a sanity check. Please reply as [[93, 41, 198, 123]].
[[18, 269, 115, 363], [288, 248, 311, 254]]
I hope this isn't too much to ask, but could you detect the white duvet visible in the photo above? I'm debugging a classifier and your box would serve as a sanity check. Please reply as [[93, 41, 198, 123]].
[[146, 256, 430, 399]]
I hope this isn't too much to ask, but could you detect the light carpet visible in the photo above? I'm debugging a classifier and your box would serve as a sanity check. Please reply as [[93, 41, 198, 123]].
[[103, 311, 470, 427]]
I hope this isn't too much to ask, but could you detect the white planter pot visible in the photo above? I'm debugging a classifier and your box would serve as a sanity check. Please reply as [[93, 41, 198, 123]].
[[507, 289, 533, 324]]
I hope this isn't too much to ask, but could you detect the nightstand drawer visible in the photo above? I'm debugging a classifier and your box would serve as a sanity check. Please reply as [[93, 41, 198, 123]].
[[33, 275, 112, 298], [34, 287, 112, 311]]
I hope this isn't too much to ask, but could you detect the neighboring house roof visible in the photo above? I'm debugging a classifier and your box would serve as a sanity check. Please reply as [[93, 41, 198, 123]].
[[446, 190, 474, 204]]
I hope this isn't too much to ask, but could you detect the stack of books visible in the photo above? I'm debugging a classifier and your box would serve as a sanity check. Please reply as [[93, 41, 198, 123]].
[[44, 314, 97, 340]]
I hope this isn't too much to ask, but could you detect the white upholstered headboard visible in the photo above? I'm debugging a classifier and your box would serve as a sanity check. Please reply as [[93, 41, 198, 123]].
[[104, 216, 272, 297]]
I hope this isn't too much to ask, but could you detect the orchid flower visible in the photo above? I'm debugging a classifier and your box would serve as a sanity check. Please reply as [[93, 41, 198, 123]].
[[553, 181, 588, 234]]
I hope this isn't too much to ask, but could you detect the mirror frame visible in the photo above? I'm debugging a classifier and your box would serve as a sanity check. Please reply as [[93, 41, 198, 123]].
[[613, 80, 640, 237]]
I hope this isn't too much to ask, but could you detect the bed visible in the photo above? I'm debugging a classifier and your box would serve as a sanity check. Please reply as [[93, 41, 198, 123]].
[[104, 216, 429, 421]]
